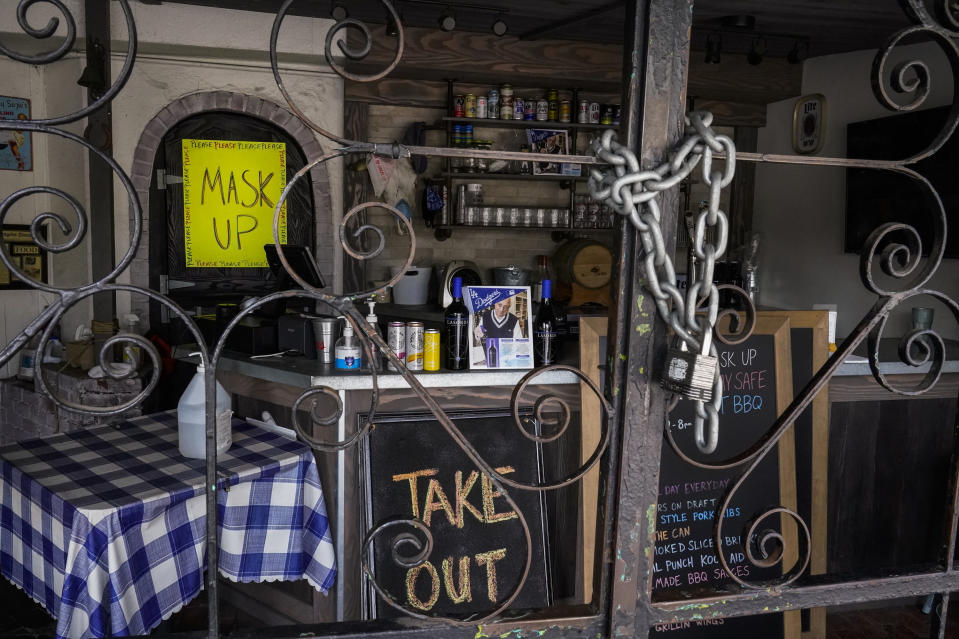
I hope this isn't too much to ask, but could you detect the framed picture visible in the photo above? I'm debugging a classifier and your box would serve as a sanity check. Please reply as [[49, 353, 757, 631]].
[[792, 93, 826, 155], [463, 285, 534, 369], [1, 224, 47, 289], [0, 96, 32, 171], [526, 128, 568, 176]]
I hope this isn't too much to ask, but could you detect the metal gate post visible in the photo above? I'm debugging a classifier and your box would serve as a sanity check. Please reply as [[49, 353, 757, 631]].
[[601, 1, 693, 637]]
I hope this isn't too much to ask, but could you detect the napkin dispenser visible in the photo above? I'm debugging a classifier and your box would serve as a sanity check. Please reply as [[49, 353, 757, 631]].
[[277, 315, 316, 358]]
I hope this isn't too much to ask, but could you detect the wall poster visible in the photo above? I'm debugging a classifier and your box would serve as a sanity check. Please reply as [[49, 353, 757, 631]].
[[181, 138, 287, 268], [0, 96, 32, 172]]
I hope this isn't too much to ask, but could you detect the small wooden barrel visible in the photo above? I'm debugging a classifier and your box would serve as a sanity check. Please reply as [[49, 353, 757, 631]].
[[552, 239, 613, 289]]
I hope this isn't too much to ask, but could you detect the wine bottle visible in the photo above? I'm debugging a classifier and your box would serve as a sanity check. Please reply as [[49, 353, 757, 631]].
[[444, 277, 469, 370], [534, 279, 559, 367]]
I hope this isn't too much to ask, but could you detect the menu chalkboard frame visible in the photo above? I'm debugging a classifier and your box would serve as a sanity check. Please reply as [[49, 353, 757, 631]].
[[761, 310, 830, 639], [579, 315, 803, 637], [358, 408, 554, 620]]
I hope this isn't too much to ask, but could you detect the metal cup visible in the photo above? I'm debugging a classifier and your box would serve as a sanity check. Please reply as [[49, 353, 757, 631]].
[[312, 317, 339, 363]]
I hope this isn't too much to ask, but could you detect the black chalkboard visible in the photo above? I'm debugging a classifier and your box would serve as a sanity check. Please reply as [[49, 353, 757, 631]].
[[362, 410, 552, 619], [653, 317, 793, 638]]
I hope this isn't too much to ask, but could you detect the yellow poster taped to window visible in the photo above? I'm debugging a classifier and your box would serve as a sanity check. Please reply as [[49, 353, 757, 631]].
[[181, 139, 287, 267]]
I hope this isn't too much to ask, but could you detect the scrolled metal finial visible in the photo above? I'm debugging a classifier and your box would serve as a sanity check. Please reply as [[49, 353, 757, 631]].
[[501, 364, 613, 491], [866, 290, 959, 396], [0, 0, 137, 126], [337, 201, 416, 301], [711, 285, 757, 346], [718, 505, 811, 588], [270, 0, 403, 145], [0, 0, 76, 65], [362, 518, 438, 618]]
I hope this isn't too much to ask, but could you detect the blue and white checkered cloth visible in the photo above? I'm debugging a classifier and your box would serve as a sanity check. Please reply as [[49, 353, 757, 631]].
[[0, 411, 336, 639]]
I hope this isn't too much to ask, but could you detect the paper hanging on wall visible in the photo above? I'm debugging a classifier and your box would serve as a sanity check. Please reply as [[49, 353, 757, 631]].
[[181, 139, 287, 268]]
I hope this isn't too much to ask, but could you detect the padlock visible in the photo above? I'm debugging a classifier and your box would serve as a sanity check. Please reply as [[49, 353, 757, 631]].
[[661, 330, 718, 402]]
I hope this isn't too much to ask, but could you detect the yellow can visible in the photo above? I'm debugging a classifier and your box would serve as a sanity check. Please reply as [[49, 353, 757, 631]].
[[424, 329, 441, 371]]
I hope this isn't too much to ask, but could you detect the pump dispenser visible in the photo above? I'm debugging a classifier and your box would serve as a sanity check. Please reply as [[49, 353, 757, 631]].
[[334, 320, 362, 370], [177, 353, 232, 459], [365, 299, 382, 370]]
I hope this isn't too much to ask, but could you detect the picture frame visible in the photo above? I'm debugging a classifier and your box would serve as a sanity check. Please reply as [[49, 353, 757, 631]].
[[463, 285, 534, 369], [0, 96, 32, 172], [526, 128, 568, 176]]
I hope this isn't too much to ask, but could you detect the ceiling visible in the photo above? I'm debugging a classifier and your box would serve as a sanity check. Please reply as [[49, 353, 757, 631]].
[[162, 0, 920, 60]]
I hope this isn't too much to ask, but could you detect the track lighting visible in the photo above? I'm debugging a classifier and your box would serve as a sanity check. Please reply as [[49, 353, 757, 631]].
[[491, 14, 508, 36], [704, 33, 721, 64], [438, 6, 456, 31], [330, 1, 348, 21], [788, 40, 808, 64], [747, 36, 765, 66]]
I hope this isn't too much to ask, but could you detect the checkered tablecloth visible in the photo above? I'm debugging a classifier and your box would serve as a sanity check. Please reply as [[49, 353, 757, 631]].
[[0, 411, 336, 639]]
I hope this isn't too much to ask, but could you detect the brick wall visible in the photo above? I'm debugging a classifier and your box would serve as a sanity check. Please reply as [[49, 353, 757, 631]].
[[0, 368, 143, 446]]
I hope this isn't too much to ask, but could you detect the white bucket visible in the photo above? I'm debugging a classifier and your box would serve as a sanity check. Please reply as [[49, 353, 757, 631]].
[[390, 265, 431, 305]]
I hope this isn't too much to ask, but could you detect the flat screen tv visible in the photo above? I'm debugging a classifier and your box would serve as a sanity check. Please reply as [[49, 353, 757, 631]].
[[845, 105, 958, 259]]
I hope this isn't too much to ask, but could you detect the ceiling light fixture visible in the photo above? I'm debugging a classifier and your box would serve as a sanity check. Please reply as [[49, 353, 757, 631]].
[[330, 1, 348, 21], [704, 33, 721, 64], [787, 40, 809, 64], [491, 14, 508, 36], [747, 36, 765, 65], [438, 6, 456, 31]]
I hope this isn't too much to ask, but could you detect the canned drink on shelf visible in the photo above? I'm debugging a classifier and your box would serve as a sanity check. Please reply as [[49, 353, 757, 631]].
[[534, 208, 547, 227], [513, 97, 525, 121], [536, 98, 549, 121], [424, 329, 440, 371], [494, 207, 507, 226], [600, 104, 614, 125], [476, 96, 487, 119], [465, 93, 477, 118], [524, 99, 536, 121], [406, 322, 424, 371], [578, 100, 590, 123], [453, 95, 465, 117], [613, 104, 622, 126], [463, 124, 473, 145], [387, 322, 406, 371], [589, 102, 601, 124], [547, 89, 559, 121], [513, 96, 526, 120], [559, 100, 572, 123], [549, 208, 561, 227], [508, 207, 521, 226], [452, 124, 464, 147], [488, 90, 499, 119]]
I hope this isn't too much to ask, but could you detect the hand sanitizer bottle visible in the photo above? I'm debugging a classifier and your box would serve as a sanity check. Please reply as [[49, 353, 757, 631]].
[[334, 321, 362, 370]]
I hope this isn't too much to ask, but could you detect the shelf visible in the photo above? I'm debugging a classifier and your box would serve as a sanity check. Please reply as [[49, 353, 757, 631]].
[[439, 171, 587, 182], [442, 116, 617, 132]]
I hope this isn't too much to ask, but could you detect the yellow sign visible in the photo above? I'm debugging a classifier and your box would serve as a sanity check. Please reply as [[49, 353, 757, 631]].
[[181, 139, 287, 267]]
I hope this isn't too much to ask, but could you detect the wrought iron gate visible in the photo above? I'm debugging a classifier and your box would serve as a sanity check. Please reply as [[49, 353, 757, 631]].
[[1, 0, 957, 637]]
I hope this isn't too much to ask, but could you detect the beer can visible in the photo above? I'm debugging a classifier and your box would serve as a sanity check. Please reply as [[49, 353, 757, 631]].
[[465, 93, 477, 118], [406, 322, 424, 371], [578, 100, 589, 123], [387, 321, 406, 371], [513, 97, 524, 121], [463, 124, 473, 145], [453, 94, 465, 117], [452, 124, 463, 147], [613, 104, 622, 126], [547, 89, 559, 121], [487, 90, 499, 119], [476, 95, 487, 119], [536, 99, 549, 121], [559, 100, 572, 123], [600, 104, 614, 125], [424, 329, 440, 371], [589, 102, 601, 124], [524, 99, 536, 121]]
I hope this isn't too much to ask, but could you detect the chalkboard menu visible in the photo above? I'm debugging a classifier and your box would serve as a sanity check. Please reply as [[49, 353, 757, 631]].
[[363, 410, 552, 619], [653, 316, 795, 638]]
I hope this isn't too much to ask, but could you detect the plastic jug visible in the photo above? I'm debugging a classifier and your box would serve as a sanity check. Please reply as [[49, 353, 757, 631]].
[[177, 353, 232, 459]]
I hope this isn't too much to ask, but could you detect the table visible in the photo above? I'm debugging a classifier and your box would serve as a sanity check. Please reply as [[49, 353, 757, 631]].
[[0, 411, 336, 639]]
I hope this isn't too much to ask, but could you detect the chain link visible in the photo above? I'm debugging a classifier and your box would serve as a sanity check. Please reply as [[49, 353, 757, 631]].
[[588, 112, 734, 454]]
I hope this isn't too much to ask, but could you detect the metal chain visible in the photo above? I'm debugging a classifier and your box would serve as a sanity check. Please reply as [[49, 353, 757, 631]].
[[587, 112, 735, 454]]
